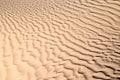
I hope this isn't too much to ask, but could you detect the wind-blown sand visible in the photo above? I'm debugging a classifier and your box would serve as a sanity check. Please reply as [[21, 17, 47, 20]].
[[0, 0, 120, 80]]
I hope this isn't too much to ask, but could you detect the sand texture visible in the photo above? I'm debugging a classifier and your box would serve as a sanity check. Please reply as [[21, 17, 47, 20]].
[[0, 0, 120, 80]]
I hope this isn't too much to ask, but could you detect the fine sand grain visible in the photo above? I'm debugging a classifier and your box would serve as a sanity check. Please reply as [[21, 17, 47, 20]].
[[0, 0, 120, 80]]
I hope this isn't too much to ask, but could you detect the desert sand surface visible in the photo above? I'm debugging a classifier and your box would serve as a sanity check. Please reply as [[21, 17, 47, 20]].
[[0, 0, 120, 80]]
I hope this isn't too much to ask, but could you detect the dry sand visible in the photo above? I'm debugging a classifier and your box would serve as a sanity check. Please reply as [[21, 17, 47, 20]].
[[0, 0, 120, 80]]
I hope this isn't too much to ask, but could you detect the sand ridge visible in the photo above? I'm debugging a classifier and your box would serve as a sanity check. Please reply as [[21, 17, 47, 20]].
[[0, 0, 120, 80]]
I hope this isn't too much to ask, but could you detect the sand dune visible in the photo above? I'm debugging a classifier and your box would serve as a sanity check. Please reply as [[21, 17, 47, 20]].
[[0, 0, 120, 80]]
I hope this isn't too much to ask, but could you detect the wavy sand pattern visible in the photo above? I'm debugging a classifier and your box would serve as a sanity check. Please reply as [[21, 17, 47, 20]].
[[0, 0, 120, 80]]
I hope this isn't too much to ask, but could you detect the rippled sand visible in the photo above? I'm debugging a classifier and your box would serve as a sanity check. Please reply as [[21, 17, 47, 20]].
[[0, 0, 120, 80]]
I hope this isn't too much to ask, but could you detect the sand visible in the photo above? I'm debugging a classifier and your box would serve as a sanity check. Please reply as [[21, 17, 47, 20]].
[[0, 0, 120, 80]]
